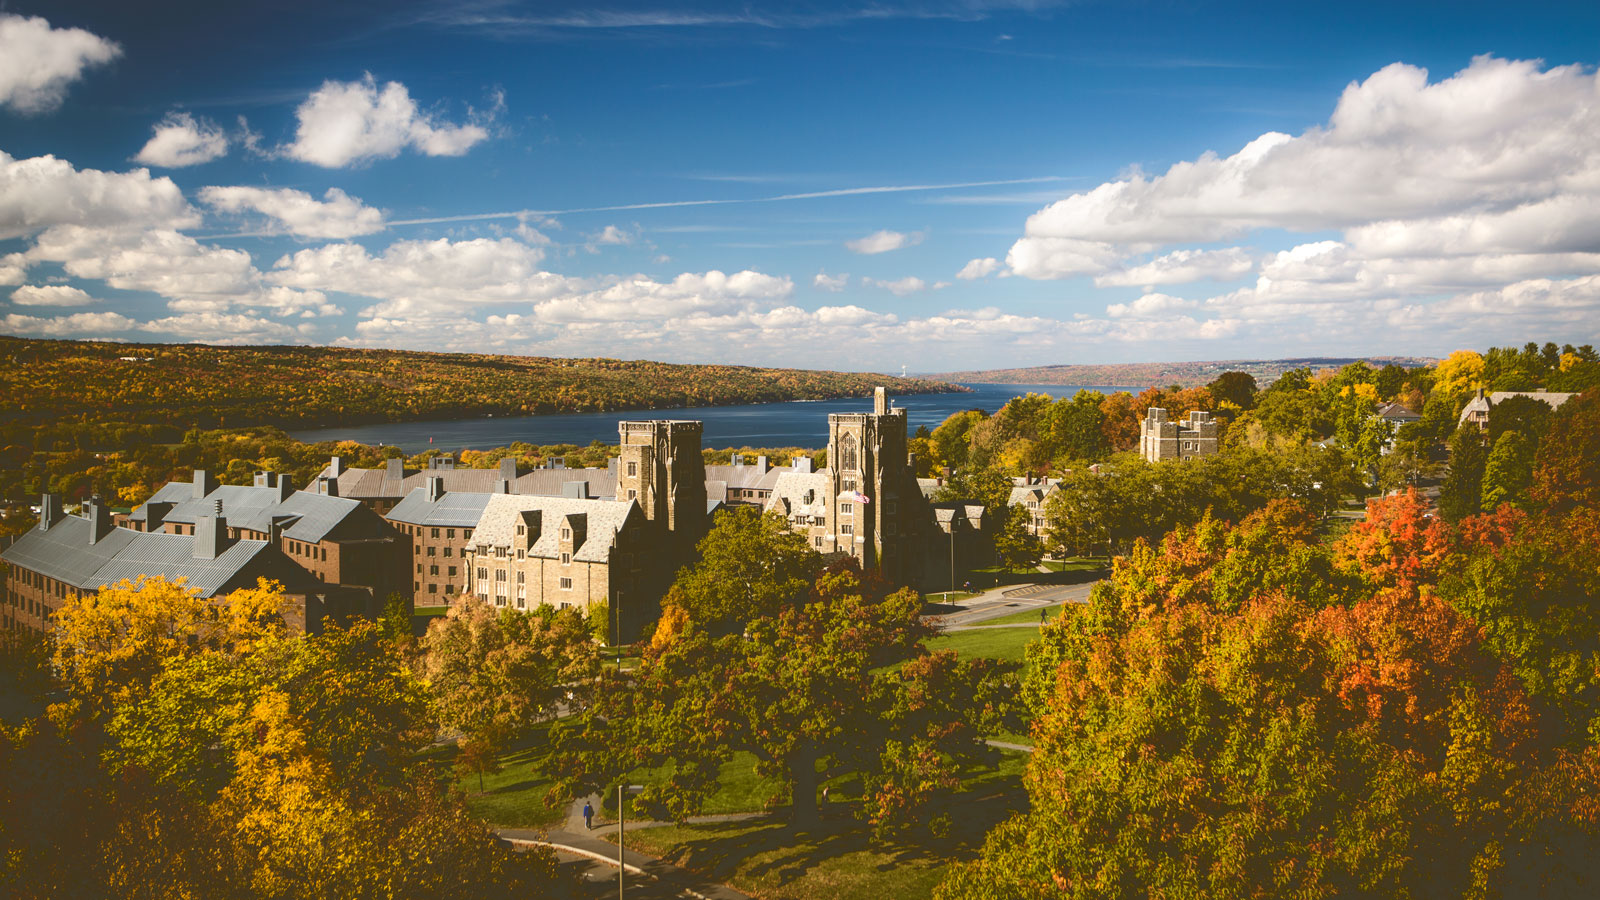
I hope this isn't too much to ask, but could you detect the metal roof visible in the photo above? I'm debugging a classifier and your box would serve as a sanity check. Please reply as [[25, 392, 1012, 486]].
[[1, 514, 275, 597], [386, 488, 495, 527], [130, 482, 363, 543]]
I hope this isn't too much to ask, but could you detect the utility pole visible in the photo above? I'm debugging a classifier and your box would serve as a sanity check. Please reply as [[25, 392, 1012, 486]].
[[618, 783, 624, 900]]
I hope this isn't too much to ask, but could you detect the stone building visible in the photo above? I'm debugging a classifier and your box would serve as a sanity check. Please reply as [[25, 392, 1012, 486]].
[[617, 420, 708, 558], [2, 494, 327, 635], [1008, 478, 1060, 537], [1139, 408, 1218, 462], [464, 493, 654, 641], [765, 387, 953, 589], [384, 477, 490, 605]]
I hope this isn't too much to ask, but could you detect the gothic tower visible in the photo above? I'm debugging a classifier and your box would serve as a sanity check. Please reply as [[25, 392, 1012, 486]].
[[617, 420, 708, 549], [826, 387, 914, 581]]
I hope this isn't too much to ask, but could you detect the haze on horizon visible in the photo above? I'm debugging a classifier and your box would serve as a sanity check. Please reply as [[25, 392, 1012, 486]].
[[1, 0, 1599, 372]]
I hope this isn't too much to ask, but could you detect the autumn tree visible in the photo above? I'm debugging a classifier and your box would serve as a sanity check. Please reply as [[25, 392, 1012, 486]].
[[994, 505, 1044, 571], [667, 506, 822, 634], [1206, 370, 1258, 410]]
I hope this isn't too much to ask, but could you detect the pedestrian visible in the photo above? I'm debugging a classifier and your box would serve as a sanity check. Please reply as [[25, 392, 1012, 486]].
[[1040, 607, 1047, 624], [583, 800, 594, 830]]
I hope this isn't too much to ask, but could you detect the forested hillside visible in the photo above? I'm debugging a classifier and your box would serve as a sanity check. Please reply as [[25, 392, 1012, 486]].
[[0, 337, 958, 431]]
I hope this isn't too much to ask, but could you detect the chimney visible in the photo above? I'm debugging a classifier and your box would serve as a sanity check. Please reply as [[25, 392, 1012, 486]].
[[85, 495, 113, 544], [329, 455, 346, 477], [734, 455, 744, 468], [874, 386, 888, 415], [497, 479, 511, 494], [563, 481, 591, 500], [276, 475, 294, 502], [143, 500, 173, 532], [755, 455, 769, 474], [792, 457, 814, 473], [385, 458, 404, 482], [319, 476, 340, 497], [550, 457, 566, 470], [268, 514, 294, 545], [499, 456, 519, 483], [192, 469, 218, 499], [39, 493, 64, 531], [253, 471, 270, 488], [426, 475, 444, 502], [519, 510, 542, 546], [194, 500, 229, 560], [563, 513, 587, 551]]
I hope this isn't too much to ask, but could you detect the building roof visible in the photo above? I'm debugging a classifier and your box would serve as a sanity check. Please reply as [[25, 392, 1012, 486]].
[[312, 461, 620, 501], [386, 488, 496, 528], [1008, 481, 1059, 507], [1376, 401, 1422, 422], [764, 471, 831, 519], [1458, 390, 1576, 426], [473, 494, 640, 563], [2, 514, 277, 596], [132, 481, 364, 543]]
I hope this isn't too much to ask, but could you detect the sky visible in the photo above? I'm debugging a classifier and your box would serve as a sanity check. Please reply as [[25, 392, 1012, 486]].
[[2, 0, 1599, 372]]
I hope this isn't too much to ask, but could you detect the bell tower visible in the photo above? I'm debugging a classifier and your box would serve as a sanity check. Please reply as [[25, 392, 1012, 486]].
[[618, 420, 707, 548], [826, 387, 910, 578]]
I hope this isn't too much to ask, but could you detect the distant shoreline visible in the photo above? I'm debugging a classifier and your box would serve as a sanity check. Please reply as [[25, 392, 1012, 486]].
[[931, 355, 1440, 389]]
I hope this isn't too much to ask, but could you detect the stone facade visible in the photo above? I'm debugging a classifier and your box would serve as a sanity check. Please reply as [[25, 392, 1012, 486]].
[[1457, 389, 1576, 432], [1139, 408, 1218, 462], [617, 419, 707, 557], [1008, 478, 1060, 537]]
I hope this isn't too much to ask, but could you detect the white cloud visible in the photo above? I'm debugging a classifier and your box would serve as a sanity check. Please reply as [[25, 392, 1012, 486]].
[[0, 151, 197, 240], [282, 74, 492, 167], [1094, 247, 1255, 287], [1105, 292, 1198, 318], [0, 14, 120, 114], [956, 257, 1000, 280], [269, 237, 558, 318], [10, 284, 96, 307], [863, 276, 929, 296], [133, 112, 229, 167], [1005, 237, 1125, 280], [200, 185, 386, 238], [2, 311, 135, 336], [813, 271, 849, 291], [584, 224, 634, 252], [138, 311, 305, 343], [846, 229, 924, 254]]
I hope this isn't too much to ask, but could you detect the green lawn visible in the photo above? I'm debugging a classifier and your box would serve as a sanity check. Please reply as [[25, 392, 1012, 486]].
[[977, 604, 1074, 627], [924, 590, 982, 604], [606, 750, 1029, 900], [924, 626, 1038, 662], [1039, 557, 1107, 573], [431, 724, 568, 830]]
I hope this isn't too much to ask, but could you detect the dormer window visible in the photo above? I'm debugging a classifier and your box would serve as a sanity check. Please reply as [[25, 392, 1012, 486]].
[[517, 524, 525, 535], [561, 526, 571, 539]]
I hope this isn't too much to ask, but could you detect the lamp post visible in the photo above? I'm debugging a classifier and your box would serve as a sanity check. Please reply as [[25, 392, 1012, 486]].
[[618, 783, 644, 900], [948, 524, 956, 596]]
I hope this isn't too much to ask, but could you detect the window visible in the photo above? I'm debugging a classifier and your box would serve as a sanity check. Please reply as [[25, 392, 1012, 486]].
[[561, 527, 571, 539], [885, 501, 897, 515], [446, 528, 455, 539], [516, 597, 526, 609], [517, 549, 525, 559], [448, 566, 457, 577], [559, 577, 573, 590], [476, 567, 488, 580], [427, 583, 438, 594], [445, 584, 456, 594], [414, 545, 420, 556], [427, 546, 436, 557], [840, 502, 853, 514], [561, 552, 571, 565], [496, 547, 507, 558], [627, 489, 637, 500], [431, 528, 439, 538], [814, 535, 823, 547], [429, 565, 438, 576], [443, 546, 452, 557], [838, 432, 858, 471], [495, 597, 505, 607], [321, 548, 326, 561], [463, 529, 472, 539], [627, 462, 638, 476], [841, 524, 854, 536], [517, 524, 525, 535], [495, 569, 507, 581], [416, 563, 423, 573], [516, 571, 525, 584], [842, 476, 857, 492]]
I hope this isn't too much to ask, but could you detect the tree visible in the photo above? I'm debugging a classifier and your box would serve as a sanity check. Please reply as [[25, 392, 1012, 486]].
[[668, 506, 822, 634], [1046, 390, 1109, 461], [551, 564, 981, 831], [994, 505, 1044, 571], [1481, 429, 1536, 510], [420, 598, 600, 743], [1206, 371, 1258, 410], [1531, 388, 1600, 513], [455, 734, 504, 793], [1439, 425, 1488, 521]]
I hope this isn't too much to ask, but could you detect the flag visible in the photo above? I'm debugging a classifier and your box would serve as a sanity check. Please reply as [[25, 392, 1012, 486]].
[[850, 490, 871, 504]]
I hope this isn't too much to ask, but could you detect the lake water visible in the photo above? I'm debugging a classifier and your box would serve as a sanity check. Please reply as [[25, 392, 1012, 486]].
[[291, 383, 1136, 453]]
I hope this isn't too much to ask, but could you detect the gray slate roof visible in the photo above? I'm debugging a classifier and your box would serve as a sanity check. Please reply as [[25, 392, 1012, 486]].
[[312, 463, 619, 501], [474, 494, 640, 563], [2, 515, 274, 596], [132, 482, 362, 543], [386, 488, 495, 528], [764, 471, 831, 519]]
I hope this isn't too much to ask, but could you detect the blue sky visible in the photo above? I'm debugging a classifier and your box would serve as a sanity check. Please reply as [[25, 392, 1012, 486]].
[[3, 1, 1599, 371]]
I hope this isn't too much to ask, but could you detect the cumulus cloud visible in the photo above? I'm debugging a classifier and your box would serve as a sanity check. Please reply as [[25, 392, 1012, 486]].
[[956, 257, 1000, 280], [10, 284, 96, 307], [0, 14, 120, 114], [282, 74, 492, 167], [846, 229, 924, 254], [1105, 292, 1199, 318], [813, 271, 849, 291], [269, 237, 558, 317], [200, 185, 386, 238], [133, 112, 230, 167], [3, 311, 135, 336], [1094, 247, 1255, 288], [584, 224, 634, 252], [0, 151, 197, 240], [863, 276, 931, 296]]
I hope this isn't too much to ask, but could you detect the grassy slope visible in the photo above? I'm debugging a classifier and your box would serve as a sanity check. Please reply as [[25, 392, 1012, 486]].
[[924, 626, 1038, 663]]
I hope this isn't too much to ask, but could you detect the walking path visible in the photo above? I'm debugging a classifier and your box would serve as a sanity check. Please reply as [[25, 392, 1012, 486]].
[[498, 796, 761, 900], [929, 577, 1100, 628]]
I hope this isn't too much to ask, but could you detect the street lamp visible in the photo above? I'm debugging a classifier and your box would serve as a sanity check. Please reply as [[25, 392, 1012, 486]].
[[617, 783, 645, 900]]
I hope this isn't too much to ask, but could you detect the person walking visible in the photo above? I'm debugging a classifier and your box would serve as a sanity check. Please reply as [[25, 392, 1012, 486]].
[[583, 800, 594, 830]]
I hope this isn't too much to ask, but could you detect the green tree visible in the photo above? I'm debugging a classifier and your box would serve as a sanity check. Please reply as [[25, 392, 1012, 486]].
[[667, 506, 822, 634], [1439, 425, 1488, 521], [1206, 371, 1258, 410], [994, 505, 1044, 570], [1481, 429, 1536, 510]]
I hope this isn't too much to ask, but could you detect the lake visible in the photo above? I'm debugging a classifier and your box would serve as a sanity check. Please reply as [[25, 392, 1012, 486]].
[[291, 383, 1136, 453]]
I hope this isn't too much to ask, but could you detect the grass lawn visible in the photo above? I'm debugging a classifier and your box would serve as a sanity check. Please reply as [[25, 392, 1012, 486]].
[[924, 626, 1038, 663], [602, 751, 785, 821], [924, 590, 982, 604], [607, 750, 1029, 900], [431, 724, 567, 830], [413, 605, 449, 617], [1039, 557, 1107, 573]]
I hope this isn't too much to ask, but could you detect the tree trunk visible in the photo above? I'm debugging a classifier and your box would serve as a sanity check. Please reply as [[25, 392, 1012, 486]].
[[789, 741, 819, 829]]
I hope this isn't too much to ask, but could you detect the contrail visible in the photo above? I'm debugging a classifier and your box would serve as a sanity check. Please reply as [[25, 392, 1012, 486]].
[[383, 176, 1067, 227]]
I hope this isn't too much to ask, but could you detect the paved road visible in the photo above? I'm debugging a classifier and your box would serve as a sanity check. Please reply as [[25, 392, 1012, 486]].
[[930, 578, 1100, 628]]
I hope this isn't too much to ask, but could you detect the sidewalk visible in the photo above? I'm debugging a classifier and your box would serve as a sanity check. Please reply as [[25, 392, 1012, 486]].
[[498, 796, 759, 900]]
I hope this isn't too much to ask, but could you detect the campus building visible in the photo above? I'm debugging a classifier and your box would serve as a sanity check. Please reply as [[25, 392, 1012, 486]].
[[2, 493, 330, 635], [1457, 389, 1576, 431], [1139, 408, 1219, 462]]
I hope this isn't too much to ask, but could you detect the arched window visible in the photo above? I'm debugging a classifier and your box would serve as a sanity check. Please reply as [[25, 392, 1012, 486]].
[[838, 432, 858, 472]]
